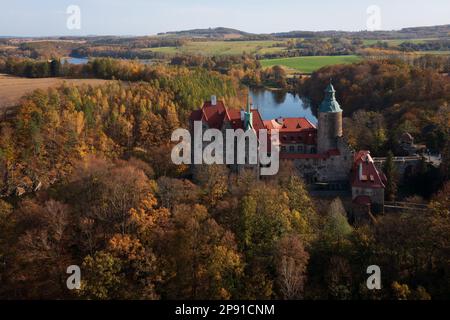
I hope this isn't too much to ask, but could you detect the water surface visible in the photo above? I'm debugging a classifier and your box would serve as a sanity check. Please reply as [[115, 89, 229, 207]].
[[250, 88, 317, 124]]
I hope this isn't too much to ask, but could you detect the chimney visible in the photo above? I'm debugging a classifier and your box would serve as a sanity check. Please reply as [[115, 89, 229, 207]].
[[211, 95, 217, 106]]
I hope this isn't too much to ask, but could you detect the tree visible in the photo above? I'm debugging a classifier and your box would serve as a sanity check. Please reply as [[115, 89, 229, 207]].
[[156, 177, 200, 210], [440, 140, 450, 181], [326, 256, 353, 300], [323, 198, 353, 243], [68, 157, 156, 238], [4, 199, 72, 299], [160, 204, 242, 299], [50, 59, 61, 77], [271, 65, 287, 88], [275, 235, 309, 299], [391, 282, 411, 300], [383, 151, 398, 201], [430, 181, 450, 218], [0, 200, 14, 285], [194, 164, 229, 207], [106, 234, 159, 299], [80, 251, 124, 300]]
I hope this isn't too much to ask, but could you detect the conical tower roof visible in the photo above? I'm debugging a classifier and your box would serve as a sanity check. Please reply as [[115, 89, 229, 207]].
[[319, 82, 342, 113]]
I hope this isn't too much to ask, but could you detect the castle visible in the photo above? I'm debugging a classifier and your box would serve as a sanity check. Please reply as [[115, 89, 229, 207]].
[[190, 84, 387, 213]]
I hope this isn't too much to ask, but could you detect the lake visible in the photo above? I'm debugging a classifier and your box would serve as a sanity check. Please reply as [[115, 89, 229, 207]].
[[62, 57, 156, 65], [250, 88, 317, 124], [62, 57, 89, 65]]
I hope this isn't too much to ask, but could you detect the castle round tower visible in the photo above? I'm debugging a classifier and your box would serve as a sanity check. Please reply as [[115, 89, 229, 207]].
[[317, 83, 343, 154]]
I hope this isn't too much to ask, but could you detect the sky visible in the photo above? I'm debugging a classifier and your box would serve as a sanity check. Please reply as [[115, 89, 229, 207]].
[[1, 0, 449, 37]]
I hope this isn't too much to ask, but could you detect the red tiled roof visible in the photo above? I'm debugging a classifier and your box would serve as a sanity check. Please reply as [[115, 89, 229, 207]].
[[251, 109, 266, 131], [351, 150, 386, 189], [190, 101, 323, 153], [265, 117, 317, 145], [200, 100, 227, 129], [225, 109, 242, 129], [192, 100, 269, 133], [264, 117, 316, 131], [278, 129, 317, 145]]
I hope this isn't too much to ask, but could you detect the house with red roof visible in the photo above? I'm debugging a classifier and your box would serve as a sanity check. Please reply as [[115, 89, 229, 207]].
[[351, 150, 387, 213]]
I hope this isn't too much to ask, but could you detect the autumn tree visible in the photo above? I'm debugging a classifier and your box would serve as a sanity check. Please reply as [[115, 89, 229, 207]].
[[80, 234, 159, 299], [194, 164, 229, 208], [4, 199, 72, 299], [275, 235, 309, 300], [0, 199, 14, 290], [160, 204, 242, 299], [323, 198, 353, 244], [62, 157, 156, 254], [80, 251, 124, 299], [156, 177, 200, 210]]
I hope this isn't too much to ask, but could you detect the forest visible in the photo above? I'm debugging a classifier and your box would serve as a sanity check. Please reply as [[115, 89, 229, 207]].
[[0, 55, 449, 300], [300, 59, 450, 153]]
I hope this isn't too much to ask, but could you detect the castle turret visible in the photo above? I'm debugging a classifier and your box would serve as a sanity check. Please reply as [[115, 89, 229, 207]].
[[244, 92, 253, 131], [317, 82, 343, 154]]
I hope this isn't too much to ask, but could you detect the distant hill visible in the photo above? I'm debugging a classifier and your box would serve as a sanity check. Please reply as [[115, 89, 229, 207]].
[[2, 24, 449, 43], [271, 24, 450, 39], [157, 27, 253, 39], [155, 24, 450, 41]]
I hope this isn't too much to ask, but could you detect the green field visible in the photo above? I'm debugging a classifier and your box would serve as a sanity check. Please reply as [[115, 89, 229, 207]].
[[260, 55, 363, 74], [416, 50, 450, 55], [145, 40, 288, 56], [362, 38, 442, 46]]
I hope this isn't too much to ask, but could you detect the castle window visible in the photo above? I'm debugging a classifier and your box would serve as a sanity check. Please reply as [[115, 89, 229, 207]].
[[298, 146, 303, 153], [281, 146, 286, 152], [289, 146, 295, 152]]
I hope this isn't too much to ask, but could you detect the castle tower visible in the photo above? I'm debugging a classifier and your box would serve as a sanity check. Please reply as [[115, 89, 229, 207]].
[[317, 82, 343, 154], [244, 92, 253, 131]]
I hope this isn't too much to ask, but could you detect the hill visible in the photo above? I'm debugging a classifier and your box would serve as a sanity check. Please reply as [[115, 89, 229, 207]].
[[157, 27, 253, 39], [272, 24, 450, 39]]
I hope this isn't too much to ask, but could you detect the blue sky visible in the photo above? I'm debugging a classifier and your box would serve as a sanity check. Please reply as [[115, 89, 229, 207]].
[[1, 0, 449, 36]]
